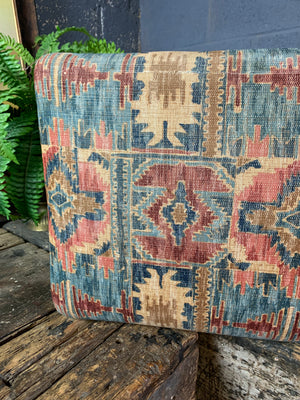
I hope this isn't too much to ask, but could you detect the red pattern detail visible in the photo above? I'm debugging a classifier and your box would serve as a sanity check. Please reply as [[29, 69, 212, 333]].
[[138, 237, 222, 265], [78, 162, 110, 193], [210, 301, 229, 334], [95, 121, 113, 150], [98, 255, 114, 279], [279, 264, 298, 298], [51, 282, 67, 315], [234, 270, 255, 295], [34, 53, 57, 100], [230, 161, 300, 268], [47, 146, 111, 273], [136, 163, 230, 192], [61, 54, 108, 102], [135, 163, 229, 264], [48, 118, 70, 147], [254, 56, 300, 103], [233, 310, 284, 340], [289, 312, 300, 341], [226, 51, 250, 111], [116, 290, 135, 323], [247, 125, 270, 158], [114, 54, 136, 109], [72, 286, 112, 318], [49, 218, 110, 273]]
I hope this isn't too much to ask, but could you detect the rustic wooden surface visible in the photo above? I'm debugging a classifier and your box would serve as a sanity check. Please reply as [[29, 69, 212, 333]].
[[196, 331, 300, 400], [4, 221, 49, 251], [0, 228, 199, 400], [0, 239, 53, 340]]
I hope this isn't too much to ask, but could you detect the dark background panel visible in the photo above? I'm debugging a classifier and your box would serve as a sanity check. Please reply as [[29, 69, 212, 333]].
[[140, 0, 300, 51], [34, 0, 140, 52]]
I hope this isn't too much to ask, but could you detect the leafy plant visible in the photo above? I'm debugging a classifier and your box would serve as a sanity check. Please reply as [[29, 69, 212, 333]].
[[0, 26, 122, 223]]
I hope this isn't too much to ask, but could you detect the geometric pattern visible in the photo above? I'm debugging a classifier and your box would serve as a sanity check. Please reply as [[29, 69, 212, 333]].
[[34, 50, 300, 341]]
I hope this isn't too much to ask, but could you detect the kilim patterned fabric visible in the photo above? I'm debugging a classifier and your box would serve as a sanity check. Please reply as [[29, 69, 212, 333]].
[[34, 50, 300, 341]]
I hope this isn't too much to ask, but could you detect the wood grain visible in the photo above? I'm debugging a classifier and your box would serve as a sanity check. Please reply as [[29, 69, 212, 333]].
[[0, 316, 121, 399], [0, 232, 24, 251], [0, 243, 53, 340], [149, 342, 199, 400], [38, 324, 198, 400]]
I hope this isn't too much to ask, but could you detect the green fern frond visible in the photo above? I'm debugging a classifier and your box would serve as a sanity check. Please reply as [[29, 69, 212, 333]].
[[35, 26, 93, 59], [35, 25, 122, 59], [6, 110, 37, 140], [0, 103, 18, 163], [0, 34, 31, 89], [0, 137, 17, 164], [0, 33, 34, 66], [6, 125, 44, 223], [60, 37, 122, 54], [0, 155, 10, 218], [0, 190, 10, 218]]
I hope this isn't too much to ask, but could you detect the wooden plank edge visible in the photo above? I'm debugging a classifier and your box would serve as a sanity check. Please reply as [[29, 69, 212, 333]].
[[7, 322, 124, 400], [0, 232, 24, 251], [36, 324, 198, 400], [147, 342, 199, 400], [0, 310, 56, 346]]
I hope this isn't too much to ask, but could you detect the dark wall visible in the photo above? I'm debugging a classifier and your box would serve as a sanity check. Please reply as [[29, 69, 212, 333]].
[[141, 0, 300, 51], [34, 0, 140, 52]]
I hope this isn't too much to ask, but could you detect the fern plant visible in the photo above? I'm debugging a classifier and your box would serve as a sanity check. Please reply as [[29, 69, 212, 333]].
[[0, 26, 122, 224]]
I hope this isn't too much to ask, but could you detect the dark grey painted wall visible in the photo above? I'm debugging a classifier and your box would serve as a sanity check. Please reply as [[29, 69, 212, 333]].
[[34, 0, 140, 52], [141, 0, 300, 51]]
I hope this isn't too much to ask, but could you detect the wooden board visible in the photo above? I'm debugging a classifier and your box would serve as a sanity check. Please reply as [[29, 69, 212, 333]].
[[196, 333, 300, 400], [3, 221, 49, 251], [0, 242, 53, 341], [149, 343, 199, 400], [37, 324, 198, 400], [0, 313, 121, 400], [0, 232, 24, 251], [0, 312, 198, 400]]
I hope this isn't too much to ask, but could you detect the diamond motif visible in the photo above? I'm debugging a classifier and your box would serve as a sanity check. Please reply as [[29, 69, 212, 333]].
[[133, 161, 233, 265], [49, 184, 73, 217], [162, 182, 197, 245], [285, 211, 300, 228]]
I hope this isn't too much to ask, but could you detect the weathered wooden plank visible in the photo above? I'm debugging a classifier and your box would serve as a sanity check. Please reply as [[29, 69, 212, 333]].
[[149, 342, 199, 400], [0, 228, 7, 235], [38, 324, 198, 400], [0, 312, 56, 346], [0, 243, 53, 340], [196, 333, 300, 400], [3, 221, 49, 251], [1, 317, 121, 400], [0, 382, 10, 400], [0, 232, 24, 251], [0, 313, 88, 382]]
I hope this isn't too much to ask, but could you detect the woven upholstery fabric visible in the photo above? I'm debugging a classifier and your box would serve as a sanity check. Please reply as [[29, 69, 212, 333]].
[[35, 50, 300, 341]]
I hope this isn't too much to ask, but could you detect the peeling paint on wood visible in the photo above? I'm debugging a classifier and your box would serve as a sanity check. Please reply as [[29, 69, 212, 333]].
[[196, 333, 300, 400]]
